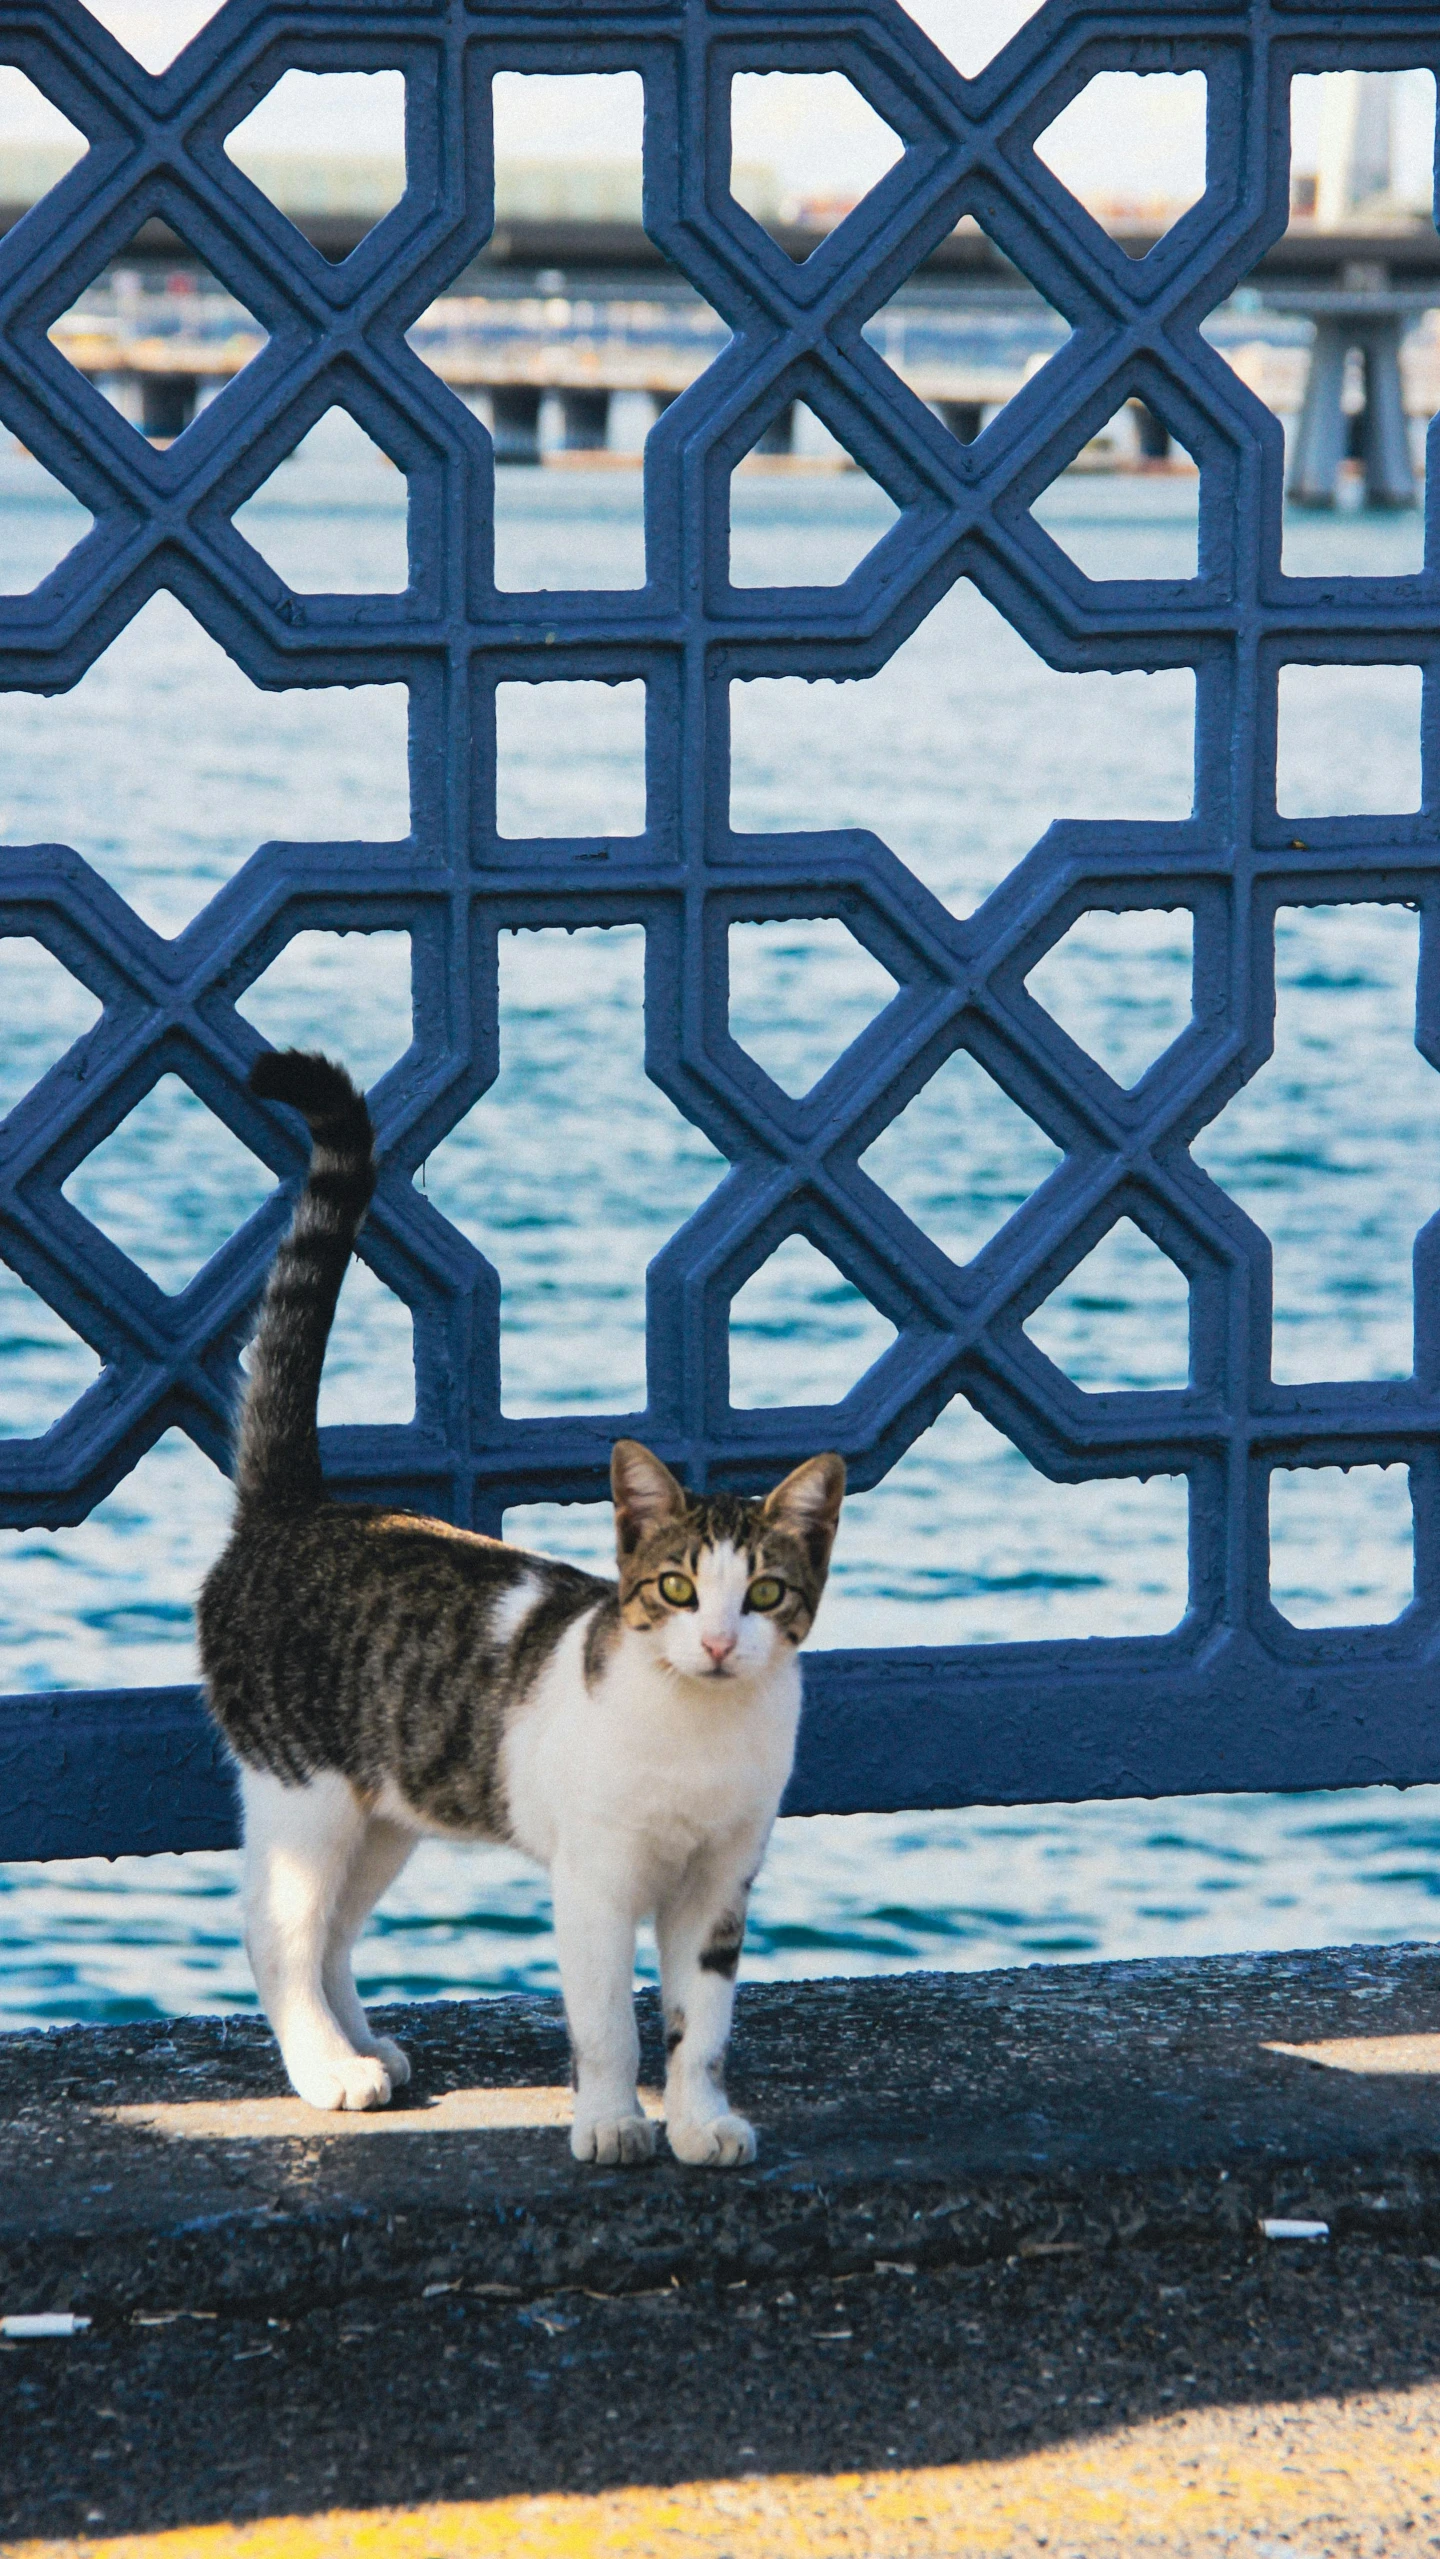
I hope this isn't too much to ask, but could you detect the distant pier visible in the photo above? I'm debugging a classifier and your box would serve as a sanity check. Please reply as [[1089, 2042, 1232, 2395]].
[[5, 144, 1439, 477]]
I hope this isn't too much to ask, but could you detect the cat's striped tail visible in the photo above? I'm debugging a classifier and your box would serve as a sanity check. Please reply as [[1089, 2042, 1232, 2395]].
[[237, 1049, 376, 1513]]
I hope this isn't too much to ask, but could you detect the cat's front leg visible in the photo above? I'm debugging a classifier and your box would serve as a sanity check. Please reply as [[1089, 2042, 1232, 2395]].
[[657, 1858, 757, 2169], [551, 1860, 655, 2167]]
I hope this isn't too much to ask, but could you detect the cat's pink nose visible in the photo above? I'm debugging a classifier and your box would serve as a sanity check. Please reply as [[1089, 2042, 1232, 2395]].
[[702, 1631, 737, 1666]]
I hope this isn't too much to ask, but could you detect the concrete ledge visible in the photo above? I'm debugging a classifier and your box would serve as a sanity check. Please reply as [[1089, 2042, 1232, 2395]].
[[4, 1944, 1440, 2321]]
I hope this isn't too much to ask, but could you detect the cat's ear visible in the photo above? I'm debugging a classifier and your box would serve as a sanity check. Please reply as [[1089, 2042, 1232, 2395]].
[[762, 1452, 846, 1568], [611, 1440, 688, 1557]]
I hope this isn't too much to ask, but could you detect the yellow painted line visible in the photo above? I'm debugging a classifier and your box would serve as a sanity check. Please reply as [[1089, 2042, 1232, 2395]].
[[8, 2386, 1440, 2557]]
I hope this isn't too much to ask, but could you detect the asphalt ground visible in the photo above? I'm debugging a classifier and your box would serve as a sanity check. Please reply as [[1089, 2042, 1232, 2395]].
[[5, 2227, 1440, 2553], [9, 1949, 1440, 2553]]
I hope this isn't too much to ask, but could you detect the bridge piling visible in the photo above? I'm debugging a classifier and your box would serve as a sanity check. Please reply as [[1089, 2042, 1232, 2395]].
[[489, 384, 543, 465], [937, 399, 983, 443], [1132, 397, 1172, 461], [1356, 318, 1418, 507], [1284, 292, 1418, 508], [140, 374, 197, 444], [559, 387, 610, 451], [755, 399, 795, 455]]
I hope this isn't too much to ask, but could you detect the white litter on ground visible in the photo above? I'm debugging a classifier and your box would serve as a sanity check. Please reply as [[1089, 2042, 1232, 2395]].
[[2, 2311, 92, 2337]]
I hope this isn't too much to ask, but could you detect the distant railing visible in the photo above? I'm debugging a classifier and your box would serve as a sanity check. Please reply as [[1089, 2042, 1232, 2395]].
[[2, 0, 1439, 1864]]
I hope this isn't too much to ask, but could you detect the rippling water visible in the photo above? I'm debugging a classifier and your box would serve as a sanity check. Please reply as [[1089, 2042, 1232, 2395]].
[[2, 423, 1437, 2024]]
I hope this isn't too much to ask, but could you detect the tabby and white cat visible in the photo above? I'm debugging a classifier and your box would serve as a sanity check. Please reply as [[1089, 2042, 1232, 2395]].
[[199, 1051, 844, 2168]]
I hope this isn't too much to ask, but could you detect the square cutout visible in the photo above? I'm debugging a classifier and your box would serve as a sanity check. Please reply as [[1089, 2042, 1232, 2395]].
[[1276, 663, 1421, 818], [493, 68, 644, 178], [1270, 1464, 1412, 1627], [862, 1050, 1061, 1265], [495, 680, 646, 840], [1290, 70, 1435, 228]]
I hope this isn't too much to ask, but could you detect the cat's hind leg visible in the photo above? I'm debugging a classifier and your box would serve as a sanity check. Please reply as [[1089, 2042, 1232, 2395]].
[[657, 1855, 757, 2168], [321, 1813, 418, 2090], [240, 1766, 394, 2111]]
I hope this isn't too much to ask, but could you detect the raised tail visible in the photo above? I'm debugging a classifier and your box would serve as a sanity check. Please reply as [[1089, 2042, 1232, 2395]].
[[236, 1049, 375, 1513]]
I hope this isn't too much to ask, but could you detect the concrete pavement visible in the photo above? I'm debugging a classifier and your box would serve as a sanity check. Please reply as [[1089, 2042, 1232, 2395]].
[[4, 1945, 1440, 2550]]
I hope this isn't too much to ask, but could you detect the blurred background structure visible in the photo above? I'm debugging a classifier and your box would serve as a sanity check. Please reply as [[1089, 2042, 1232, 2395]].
[[3, 47, 1439, 493]]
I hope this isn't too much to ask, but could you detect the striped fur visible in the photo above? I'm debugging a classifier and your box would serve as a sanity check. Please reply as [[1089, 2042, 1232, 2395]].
[[236, 1049, 375, 1514]]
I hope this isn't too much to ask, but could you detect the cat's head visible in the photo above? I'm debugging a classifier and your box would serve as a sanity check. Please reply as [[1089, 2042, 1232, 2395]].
[[610, 1440, 845, 1687]]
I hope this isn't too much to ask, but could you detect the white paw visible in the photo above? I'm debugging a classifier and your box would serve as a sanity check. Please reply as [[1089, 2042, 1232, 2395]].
[[571, 2112, 657, 2167], [667, 2111, 757, 2169], [372, 2036, 411, 2088], [291, 2054, 392, 2113]]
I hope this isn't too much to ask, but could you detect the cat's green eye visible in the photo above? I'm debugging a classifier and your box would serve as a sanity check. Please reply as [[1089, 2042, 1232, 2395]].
[[658, 1571, 697, 1608], [747, 1576, 786, 1613]]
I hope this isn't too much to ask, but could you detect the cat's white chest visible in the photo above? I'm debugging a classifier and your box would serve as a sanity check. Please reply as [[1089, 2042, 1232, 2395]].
[[501, 1611, 800, 1888]]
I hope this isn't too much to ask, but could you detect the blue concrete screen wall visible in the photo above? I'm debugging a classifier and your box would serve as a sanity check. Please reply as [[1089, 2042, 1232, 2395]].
[[1, 0, 1437, 1860]]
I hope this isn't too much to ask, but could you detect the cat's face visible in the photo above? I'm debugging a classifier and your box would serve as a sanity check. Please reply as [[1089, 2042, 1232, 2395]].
[[611, 1440, 845, 1688]]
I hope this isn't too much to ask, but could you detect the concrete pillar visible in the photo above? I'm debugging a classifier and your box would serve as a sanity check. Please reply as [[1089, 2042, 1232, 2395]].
[[140, 374, 197, 442], [490, 386, 543, 465], [1360, 320, 1416, 508], [1288, 315, 1415, 509], [558, 388, 611, 451], [1288, 320, 1350, 506], [756, 401, 795, 456], [938, 401, 984, 445]]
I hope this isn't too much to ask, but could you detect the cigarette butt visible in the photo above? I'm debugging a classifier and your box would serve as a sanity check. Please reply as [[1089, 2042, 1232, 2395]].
[[2, 2312, 93, 2338]]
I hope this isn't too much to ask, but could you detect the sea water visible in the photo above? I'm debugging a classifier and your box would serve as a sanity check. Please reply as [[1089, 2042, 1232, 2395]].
[[2, 419, 1439, 2025]]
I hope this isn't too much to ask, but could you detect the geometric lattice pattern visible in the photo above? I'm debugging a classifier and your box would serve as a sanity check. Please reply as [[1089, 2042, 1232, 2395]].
[[3, 0, 1439, 1853]]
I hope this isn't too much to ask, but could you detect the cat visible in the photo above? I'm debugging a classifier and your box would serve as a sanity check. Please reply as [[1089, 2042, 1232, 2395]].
[[199, 1049, 844, 2169]]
